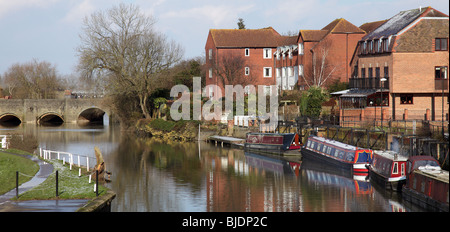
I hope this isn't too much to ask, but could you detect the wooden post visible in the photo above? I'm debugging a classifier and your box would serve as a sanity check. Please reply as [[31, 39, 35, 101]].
[[16, 171, 19, 198], [56, 170, 59, 197], [95, 170, 99, 197]]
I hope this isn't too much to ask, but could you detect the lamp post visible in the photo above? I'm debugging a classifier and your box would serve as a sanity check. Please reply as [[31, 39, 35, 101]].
[[380, 78, 387, 130]]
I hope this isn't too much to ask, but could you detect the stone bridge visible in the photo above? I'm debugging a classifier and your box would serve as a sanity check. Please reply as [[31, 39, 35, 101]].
[[0, 98, 112, 126]]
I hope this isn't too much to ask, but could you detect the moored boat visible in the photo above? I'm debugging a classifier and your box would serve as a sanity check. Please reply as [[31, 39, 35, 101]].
[[301, 135, 373, 176], [245, 132, 301, 152], [368, 150, 407, 191], [403, 156, 449, 212]]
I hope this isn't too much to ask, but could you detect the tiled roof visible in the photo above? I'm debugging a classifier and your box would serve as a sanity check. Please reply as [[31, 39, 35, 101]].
[[359, 20, 388, 34], [300, 18, 364, 42], [322, 18, 366, 34], [299, 30, 329, 42], [363, 6, 448, 40], [209, 27, 284, 48]]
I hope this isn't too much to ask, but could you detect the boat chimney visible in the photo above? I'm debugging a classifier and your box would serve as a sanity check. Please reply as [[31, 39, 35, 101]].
[[394, 153, 398, 160]]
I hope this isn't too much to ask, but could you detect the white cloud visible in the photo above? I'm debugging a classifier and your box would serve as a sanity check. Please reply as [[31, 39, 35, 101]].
[[62, 0, 96, 24], [0, 0, 59, 18]]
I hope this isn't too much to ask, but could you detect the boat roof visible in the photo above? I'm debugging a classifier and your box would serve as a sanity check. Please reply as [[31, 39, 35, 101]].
[[309, 135, 360, 151], [407, 155, 438, 162], [416, 167, 449, 183], [373, 150, 408, 161]]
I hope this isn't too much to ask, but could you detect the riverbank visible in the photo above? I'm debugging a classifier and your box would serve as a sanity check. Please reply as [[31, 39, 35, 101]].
[[0, 148, 115, 212], [134, 119, 216, 141]]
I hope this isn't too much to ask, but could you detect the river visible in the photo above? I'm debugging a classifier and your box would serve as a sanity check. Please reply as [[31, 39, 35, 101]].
[[1, 123, 429, 212]]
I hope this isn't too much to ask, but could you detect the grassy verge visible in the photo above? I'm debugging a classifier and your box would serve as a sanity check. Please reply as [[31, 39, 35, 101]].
[[0, 151, 39, 195], [15, 159, 108, 200], [1, 149, 108, 201]]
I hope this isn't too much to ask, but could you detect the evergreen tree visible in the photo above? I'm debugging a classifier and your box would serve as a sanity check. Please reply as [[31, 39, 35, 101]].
[[237, 18, 246, 29]]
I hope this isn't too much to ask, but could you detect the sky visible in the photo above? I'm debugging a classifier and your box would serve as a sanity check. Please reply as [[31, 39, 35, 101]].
[[0, 0, 448, 77]]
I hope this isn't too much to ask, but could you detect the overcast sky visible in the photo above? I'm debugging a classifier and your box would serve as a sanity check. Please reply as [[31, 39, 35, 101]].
[[0, 0, 448, 76]]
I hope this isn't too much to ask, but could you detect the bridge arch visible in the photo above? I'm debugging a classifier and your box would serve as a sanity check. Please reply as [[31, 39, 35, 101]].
[[38, 112, 64, 126], [77, 107, 107, 125], [0, 113, 22, 127]]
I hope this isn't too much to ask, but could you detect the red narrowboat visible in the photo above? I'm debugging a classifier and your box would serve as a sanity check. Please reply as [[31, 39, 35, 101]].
[[301, 135, 373, 176], [245, 133, 301, 151], [368, 150, 408, 191], [403, 156, 449, 212]]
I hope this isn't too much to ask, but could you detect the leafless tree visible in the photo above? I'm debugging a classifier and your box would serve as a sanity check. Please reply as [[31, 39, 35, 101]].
[[77, 3, 184, 118], [2, 59, 61, 99], [210, 51, 256, 89], [302, 38, 341, 88]]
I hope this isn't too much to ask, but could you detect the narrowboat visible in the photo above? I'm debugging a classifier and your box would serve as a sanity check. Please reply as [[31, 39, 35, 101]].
[[403, 156, 449, 212], [301, 135, 373, 176], [245, 133, 301, 151], [368, 150, 407, 191]]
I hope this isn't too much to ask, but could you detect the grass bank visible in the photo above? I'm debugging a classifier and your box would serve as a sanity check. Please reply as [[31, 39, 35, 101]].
[[15, 158, 108, 201], [0, 151, 39, 195], [1, 149, 108, 201]]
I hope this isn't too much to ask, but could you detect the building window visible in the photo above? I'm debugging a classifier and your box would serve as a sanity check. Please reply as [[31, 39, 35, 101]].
[[263, 48, 272, 59], [288, 67, 293, 77], [209, 86, 213, 98], [264, 86, 271, 95], [400, 94, 413, 104], [382, 38, 389, 52], [263, 67, 272, 77], [435, 38, 448, 51], [245, 67, 250, 76], [209, 68, 213, 78], [384, 66, 389, 77], [299, 65, 304, 77], [375, 67, 380, 78], [368, 67, 373, 78], [245, 48, 250, 56], [298, 43, 304, 55], [209, 49, 213, 60], [361, 68, 366, 78], [435, 66, 448, 79]]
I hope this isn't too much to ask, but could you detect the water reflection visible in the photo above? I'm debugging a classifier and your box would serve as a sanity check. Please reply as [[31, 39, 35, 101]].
[[2, 123, 429, 212]]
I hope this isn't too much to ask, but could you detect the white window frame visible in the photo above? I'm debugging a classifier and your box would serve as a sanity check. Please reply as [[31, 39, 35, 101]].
[[209, 68, 213, 78], [263, 48, 272, 59], [245, 67, 250, 76], [245, 48, 250, 56], [264, 86, 271, 95], [263, 67, 272, 78], [209, 86, 213, 98], [209, 49, 213, 60], [298, 43, 304, 55], [299, 65, 304, 76]]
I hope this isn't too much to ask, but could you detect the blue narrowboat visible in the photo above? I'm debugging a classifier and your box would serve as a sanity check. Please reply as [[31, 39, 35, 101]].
[[301, 135, 373, 176]]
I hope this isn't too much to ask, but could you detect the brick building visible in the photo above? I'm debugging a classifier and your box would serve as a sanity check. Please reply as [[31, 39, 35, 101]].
[[205, 19, 365, 98], [342, 7, 449, 126], [204, 27, 287, 99], [294, 18, 366, 90]]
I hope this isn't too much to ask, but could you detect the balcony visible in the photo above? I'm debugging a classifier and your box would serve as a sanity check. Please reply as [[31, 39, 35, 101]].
[[349, 77, 389, 90]]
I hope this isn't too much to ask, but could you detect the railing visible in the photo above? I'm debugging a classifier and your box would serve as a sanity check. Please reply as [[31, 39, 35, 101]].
[[349, 77, 389, 89], [39, 148, 96, 171]]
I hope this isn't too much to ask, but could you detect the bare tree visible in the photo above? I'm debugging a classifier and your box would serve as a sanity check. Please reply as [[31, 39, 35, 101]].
[[77, 3, 184, 118], [302, 38, 341, 88], [2, 59, 61, 99], [210, 51, 256, 88]]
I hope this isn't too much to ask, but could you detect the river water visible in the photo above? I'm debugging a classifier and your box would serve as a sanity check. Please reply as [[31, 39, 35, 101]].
[[1, 123, 429, 212]]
